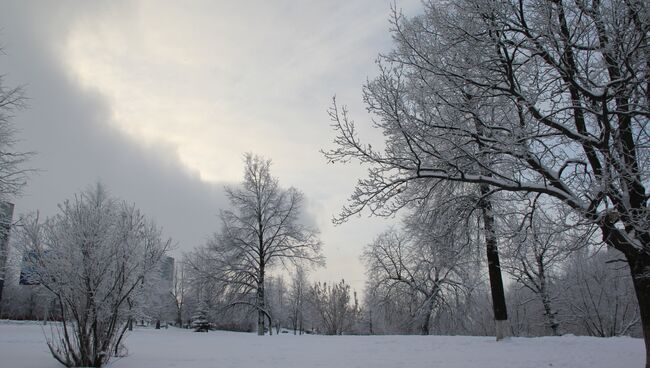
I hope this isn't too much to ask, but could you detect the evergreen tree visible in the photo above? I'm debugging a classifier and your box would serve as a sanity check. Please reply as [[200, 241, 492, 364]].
[[191, 300, 210, 332]]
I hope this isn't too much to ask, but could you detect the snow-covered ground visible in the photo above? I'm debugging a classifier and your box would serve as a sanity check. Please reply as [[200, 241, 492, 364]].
[[0, 321, 643, 368]]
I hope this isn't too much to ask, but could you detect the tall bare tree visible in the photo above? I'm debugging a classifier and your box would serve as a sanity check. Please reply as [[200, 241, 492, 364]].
[[205, 154, 323, 335]]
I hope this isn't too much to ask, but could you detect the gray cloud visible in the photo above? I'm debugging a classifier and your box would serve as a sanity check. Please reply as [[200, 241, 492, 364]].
[[1, 1, 228, 253]]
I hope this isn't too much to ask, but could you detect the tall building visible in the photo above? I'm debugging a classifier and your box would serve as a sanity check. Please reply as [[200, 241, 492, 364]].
[[159, 256, 174, 291], [0, 202, 14, 302]]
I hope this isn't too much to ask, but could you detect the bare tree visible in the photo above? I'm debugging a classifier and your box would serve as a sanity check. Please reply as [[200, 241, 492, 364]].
[[19, 184, 170, 367], [363, 220, 473, 335], [288, 266, 309, 334], [324, 0, 650, 361], [204, 154, 323, 335], [142, 258, 176, 330], [502, 197, 582, 336], [0, 74, 31, 200], [308, 279, 361, 335], [171, 258, 188, 327], [364, 281, 418, 335], [563, 247, 641, 337], [267, 276, 288, 334]]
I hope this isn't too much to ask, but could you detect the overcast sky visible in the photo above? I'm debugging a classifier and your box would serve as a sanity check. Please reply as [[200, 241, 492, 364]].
[[0, 0, 422, 292]]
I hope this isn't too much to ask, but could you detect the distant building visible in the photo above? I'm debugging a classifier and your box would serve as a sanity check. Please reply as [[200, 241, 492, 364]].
[[159, 256, 174, 291], [0, 202, 14, 300]]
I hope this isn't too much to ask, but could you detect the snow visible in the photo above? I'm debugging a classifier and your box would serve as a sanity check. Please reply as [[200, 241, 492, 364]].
[[0, 321, 643, 368]]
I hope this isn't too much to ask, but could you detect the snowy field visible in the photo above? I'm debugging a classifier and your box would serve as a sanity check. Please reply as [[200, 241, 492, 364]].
[[0, 321, 644, 368]]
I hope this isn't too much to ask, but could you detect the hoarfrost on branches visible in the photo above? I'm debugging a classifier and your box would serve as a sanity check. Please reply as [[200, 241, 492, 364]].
[[20, 183, 170, 367]]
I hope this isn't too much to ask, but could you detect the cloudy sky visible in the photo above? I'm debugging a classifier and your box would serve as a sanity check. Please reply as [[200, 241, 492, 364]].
[[0, 0, 422, 292]]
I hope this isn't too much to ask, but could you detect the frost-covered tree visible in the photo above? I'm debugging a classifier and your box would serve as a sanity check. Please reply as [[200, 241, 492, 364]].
[[202, 154, 323, 335], [501, 197, 583, 336], [563, 247, 640, 337], [19, 184, 170, 367], [267, 276, 288, 334], [170, 258, 188, 327], [191, 299, 211, 333], [325, 0, 650, 361], [0, 74, 31, 201], [361, 182, 492, 336], [363, 229, 457, 335], [308, 279, 361, 335], [288, 266, 309, 334], [143, 261, 176, 330], [0, 58, 33, 305], [364, 281, 417, 335]]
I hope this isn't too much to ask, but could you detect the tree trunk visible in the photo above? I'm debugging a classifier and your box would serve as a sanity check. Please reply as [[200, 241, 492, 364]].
[[540, 288, 560, 336], [537, 258, 560, 336], [479, 184, 510, 340], [0, 202, 14, 309], [114, 322, 129, 357], [421, 315, 430, 335], [421, 296, 436, 335], [0, 279, 4, 312], [257, 298, 265, 335], [257, 266, 266, 336], [472, 109, 510, 340], [627, 252, 650, 368]]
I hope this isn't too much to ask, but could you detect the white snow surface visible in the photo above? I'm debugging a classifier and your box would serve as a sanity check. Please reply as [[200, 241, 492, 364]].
[[0, 321, 643, 368]]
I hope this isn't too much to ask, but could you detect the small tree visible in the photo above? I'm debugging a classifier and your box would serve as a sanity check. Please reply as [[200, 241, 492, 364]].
[[267, 276, 288, 334], [171, 258, 188, 327], [309, 279, 361, 335], [20, 184, 170, 367], [501, 197, 582, 336], [563, 248, 640, 337], [288, 267, 309, 334], [191, 300, 211, 333]]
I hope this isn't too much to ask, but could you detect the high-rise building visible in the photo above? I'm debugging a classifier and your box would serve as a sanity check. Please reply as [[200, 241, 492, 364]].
[[159, 256, 174, 291], [0, 202, 14, 302]]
